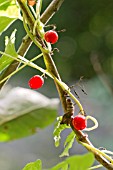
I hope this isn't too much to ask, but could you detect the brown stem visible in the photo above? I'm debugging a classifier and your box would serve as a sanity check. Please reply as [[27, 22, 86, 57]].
[[43, 52, 67, 112], [70, 122, 113, 170], [41, 0, 64, 24]]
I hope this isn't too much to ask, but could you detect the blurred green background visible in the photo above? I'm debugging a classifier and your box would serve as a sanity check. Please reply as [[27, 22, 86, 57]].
[[1, 0, 113, 169]]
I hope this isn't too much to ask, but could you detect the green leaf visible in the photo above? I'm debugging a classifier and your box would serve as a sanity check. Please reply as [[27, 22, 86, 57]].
[[0, 0, 20, 34], [50, 153, 94, 170], [23, 153, 94, 170], [60, 131, 75, 157], [53, 117, 70, 147], [0, 16, 16, 34], [0, 0, 12, 10], [22, 159, 42, 170], [66, 152, 94, 170], [0, 29, 18, 73], [0, 87, 59, 141], [50, 161, 68, 170], [0, 0, 20, 18]]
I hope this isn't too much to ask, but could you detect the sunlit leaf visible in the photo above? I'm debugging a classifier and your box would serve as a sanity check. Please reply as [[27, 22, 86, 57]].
[[0, 0, 20, 34], [53, 117, 70, 147], [0, 16, 15, 34], [22, 159, 42, 170], [0, 87, 59, 141], [0, 0, 20, 18], [60, 131, 75, 157], [0, 0, 11, 10], [0, 29, 18, 73]]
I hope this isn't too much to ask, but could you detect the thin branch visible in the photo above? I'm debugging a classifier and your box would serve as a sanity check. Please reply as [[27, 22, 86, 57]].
[[0, 35, 32, 89], [0, 0, 65, 88], [70, 122, 113, 170], [41, 0, 65, 24], [0, 0, 67, 112]]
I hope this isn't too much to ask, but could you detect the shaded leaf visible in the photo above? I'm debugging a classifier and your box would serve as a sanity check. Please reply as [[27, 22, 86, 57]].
[[66, 152, 94, 170], [50, 161, 68, 170], [22, 159, 42, 170], [0, 29, 18, 73], [50, 153, 94, 170], [0, 87, 59, 141], [60, 131, 75, 157], [53, 117, 70, 147]]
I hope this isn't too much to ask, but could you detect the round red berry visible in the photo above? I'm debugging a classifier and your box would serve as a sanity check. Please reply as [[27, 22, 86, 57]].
[[28, 75, 44, 89], [44, 30, 58, 44], [72, 115, 87, 130]]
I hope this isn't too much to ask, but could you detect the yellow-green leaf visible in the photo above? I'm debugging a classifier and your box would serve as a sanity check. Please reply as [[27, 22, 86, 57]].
[[22, 159, 42, 170], [0, 29, 18, 73]]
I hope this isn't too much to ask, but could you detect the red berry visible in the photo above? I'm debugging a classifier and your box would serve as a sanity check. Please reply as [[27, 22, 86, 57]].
[[44, 30, 58, 44], [72, 115, 87, 130], [28, 75, 44, 89]]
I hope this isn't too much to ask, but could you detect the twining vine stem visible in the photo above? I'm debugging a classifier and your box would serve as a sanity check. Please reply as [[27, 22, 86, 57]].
[[0, 52, 113, 169], [0, 0, 113, 169]]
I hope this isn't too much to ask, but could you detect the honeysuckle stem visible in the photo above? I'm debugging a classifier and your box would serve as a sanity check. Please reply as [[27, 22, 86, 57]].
[[0, 52, 46, 84], [88, 164, 103, 170], [102, 150, 113, 156], [0, 50, 83, 113], [41, 0, 65, 24], [0, 52, 52, 84], [23, 16, 48, 53], [17, 0, 35, 30], [0, 0, 65, 90], [29, 6, 37, 18], [80, 142, 113, 164], [36, 0, 42, 15], [54, 77, 84, 114], [85, 115, 98, 131]]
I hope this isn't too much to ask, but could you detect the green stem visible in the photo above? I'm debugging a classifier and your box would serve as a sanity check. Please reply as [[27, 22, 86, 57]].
[[41, 0, 65, 24], [0, 50, 84, 113], [0, 0, 65, 90], [0, 52, 47, 84], [23, 16, 48, 53], [80, 142, 113, 164], [0, 52, 52, 83], [85, 115, 98, 131], [88, 165, 103, 170], [17, 0, 35, 30], [54, 77, 84, 114], [36, 0, 42, 15]]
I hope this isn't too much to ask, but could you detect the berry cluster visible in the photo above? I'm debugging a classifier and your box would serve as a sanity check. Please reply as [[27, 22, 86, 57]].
[[72, 115, 87, 130], [28, 31, 59, 89]]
